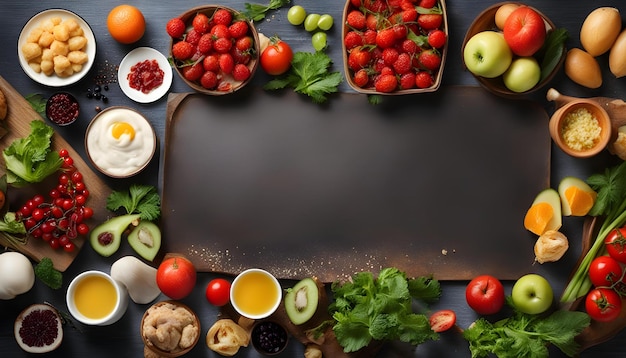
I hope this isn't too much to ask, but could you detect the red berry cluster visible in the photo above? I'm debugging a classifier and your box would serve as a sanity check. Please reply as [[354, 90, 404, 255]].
[[17, 149, 92, 252], [344, 0, 446, 93], [167, 8, 256, 92]]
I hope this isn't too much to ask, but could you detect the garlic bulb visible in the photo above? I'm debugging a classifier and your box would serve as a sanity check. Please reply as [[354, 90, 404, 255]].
[[534, 230, 569, 264], [0, 252, 35, 300]]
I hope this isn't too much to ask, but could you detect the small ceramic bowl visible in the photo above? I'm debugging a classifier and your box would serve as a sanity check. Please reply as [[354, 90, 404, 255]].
[[462, 2, 565, 98], [170, 5, 259, 95], [46, 92, 79, 126], [141, 301, 201, 357], [342, 0, 449, 94], [548, 99, 612, 158], [251, 321, 289, 356], [230, 268, 282, 320], [66, 270, 128, 326], [84, 106, 157, 178]]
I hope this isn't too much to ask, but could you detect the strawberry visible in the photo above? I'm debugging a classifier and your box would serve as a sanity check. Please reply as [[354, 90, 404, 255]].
[[366, 0, 387, 13], [185, 29, 202, 45], [213, 8, 233, 26], [192, 13, 210, 34], [213, 37, 233, 53], [197, 34, 214, 54], [401, 8, 418, 23], [346, 10, 366, 30], [415, 71, 434, 88], [418, 49, 441, 71], [382, 48, 399, 66], [218, 53, 235, 74], [375, 74, 397, 93], [418, 14, 443, 31], [344, 31, 363, 50], [428, 29, 446, 49], [232, 63, 251, 81], [203, 54, 220, 72], [348, 47, 372, 71], [366, 13, 379, 31], [419, 0, 438, 8], [400, 39, 418, 54], [183, 62, 204, 81], [210, 24, 231, 39], [172, 41, 195, 60], [235, 36, 253, 51], [353, 69, 370, 88], [350, 0, 361, 7], [231, 47, 251, 64], [200, 70, 218, 89], [376, 28, 396, 49], [399, 72, 416, 89], [392, 24, 407, 40], [363, 29, 377, 45], [393, 53, 412, 74], [228, 21, 249, 39], [166, 18, 186, 38], [380, 66, 394, 76], [400, 0, 416, 11]]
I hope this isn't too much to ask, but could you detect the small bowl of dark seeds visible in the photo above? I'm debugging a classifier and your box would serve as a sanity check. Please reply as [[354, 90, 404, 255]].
[[46, 92, 79, 126], [251, 321, 288, 356]]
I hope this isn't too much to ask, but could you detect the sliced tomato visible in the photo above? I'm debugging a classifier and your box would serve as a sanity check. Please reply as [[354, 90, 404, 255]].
[[585, 287, 622, 322], [588, 255, 623, 288], [605, 226, 626, 264], [429, 309, 457, 332]]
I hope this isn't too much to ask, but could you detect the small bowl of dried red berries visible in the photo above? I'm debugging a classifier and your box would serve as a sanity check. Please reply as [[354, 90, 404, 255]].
[[46, 92, 79, 126], [342, 0, 448, 95], [167, 5, 259, 95]]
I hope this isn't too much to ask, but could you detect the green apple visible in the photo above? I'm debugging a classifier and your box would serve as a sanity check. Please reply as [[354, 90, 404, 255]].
[[502, 57, 541, 92], [511, 274, 554, 314], [463, 31, 513, 78]]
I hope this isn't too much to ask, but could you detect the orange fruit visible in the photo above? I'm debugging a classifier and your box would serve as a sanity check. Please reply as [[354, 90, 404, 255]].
[[107, 5, 146, 44], [563, 186, 596, 216], [524, 202, 554, 236]]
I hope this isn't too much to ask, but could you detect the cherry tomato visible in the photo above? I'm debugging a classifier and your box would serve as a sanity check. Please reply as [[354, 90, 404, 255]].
[[585, 287, 622, 322], [588, 255, 623, 288], [205, 278, 231, 306], [429, 309, 457, 332], [605, 226, 626, 264], [156, 256, 197, 300], [260, 39, 293, 76], [465, 275, 505, 315]]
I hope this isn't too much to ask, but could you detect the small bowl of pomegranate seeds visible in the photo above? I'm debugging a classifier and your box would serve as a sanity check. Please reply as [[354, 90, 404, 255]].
[[342, 0, 448, 95], [118, 47, 173, 103], [167, 5, 260, 95], [46, 92, 79, 126]]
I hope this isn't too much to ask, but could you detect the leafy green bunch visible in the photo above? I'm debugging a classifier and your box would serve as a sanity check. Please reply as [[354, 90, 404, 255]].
[[328, 267, 441, 352]]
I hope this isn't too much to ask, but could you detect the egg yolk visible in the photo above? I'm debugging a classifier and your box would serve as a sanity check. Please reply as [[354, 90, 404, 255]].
[[111, 121, 135, 141]]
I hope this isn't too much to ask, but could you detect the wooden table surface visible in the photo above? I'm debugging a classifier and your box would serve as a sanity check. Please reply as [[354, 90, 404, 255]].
[[1, 0, 625, 357]]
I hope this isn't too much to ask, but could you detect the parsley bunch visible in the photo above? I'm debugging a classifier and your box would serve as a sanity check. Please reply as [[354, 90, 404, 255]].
[[106, 184, 161, 221], [463, 310, 590, 357], [328, 267, 441, 352]]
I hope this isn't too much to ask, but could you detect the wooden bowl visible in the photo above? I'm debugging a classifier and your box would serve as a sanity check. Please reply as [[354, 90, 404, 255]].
[[461, 2, 565, 98], [342, 0, 449, 95], [170, 5, 259, 95], [548, 99, 612, 158], [141, 301, 201, 357]]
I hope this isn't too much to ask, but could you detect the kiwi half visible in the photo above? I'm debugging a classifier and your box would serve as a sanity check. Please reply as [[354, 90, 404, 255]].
[[284, 277, 319, 325]]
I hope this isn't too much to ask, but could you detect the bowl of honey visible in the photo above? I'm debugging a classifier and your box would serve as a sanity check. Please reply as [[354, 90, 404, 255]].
[[230, 268, 282, 320], [66, 270, 128, 326]]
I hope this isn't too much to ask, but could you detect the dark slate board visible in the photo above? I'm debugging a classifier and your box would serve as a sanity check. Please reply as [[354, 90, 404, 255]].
[[161, 86, 550, 281]]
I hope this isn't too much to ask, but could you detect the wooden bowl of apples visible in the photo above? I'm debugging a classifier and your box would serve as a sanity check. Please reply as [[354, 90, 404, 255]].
[[461, 2, 566, 98]]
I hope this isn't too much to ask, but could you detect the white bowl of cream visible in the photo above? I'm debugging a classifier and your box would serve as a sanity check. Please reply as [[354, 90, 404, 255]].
[[85, 106, 156, 178]]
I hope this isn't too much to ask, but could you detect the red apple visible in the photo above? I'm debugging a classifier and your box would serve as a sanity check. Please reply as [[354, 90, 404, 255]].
[[503, 6, 546, 56]]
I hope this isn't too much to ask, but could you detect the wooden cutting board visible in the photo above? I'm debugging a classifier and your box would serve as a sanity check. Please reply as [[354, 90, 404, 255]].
[[162, 87, 551, 281], [0, 76, 112, 272]]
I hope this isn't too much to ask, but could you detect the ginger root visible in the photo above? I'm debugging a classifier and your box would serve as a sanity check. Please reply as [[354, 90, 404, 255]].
[[534, 230, 569, 264], [206, 319, 250, 356]]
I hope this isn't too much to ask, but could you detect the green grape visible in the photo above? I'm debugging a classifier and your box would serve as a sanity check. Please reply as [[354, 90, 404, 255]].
[[317, 14, 334, 31], [304, 13, 321, 32], [312, 32, 327, 51], [287, 5, 307, 26]]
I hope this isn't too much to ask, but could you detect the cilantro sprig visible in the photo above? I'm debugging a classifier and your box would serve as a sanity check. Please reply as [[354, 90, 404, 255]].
[[106, 184, 161, 221], [243, 0, 290, 22], [328, 268, 440, 352], [264, 51, 343, 104]]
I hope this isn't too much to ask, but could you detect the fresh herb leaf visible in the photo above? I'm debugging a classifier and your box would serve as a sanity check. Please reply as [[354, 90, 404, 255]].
[[34, 257, 62, 289], [463, 310, 590, 358], [244, 0, 290, 22], [329, 268, 439, 352], [540, 28, 568, 80], [106, 184, 161, 221], [264, 51, 342, 104], [25, 94, 47, 118], [3, 120, 63, 186]]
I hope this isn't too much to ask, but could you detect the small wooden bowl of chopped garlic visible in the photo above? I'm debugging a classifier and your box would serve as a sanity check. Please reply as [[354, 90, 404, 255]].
[[547, 90, 612, 158]]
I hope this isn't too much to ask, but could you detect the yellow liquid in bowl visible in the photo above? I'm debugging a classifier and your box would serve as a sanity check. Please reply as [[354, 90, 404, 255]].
[[232, 271, 279, 317], [74, 275, 117, 319]]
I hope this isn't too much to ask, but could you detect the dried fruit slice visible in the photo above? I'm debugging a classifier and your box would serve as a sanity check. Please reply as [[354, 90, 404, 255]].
[[14, 303, 63, 353], [558, 176, 597, 216], [523, 188, 562, 236]]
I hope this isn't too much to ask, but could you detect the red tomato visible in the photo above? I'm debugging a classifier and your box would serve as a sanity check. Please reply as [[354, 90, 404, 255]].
[[605, 226, 626, 264], [156, 256, 197, 300], [429, 309, 457, 333], [465, 275, 505, 315], [585, 287, 622, 322], [205, 278, 231, 306], [588, 256, 623, 288], [260, 39, 293, 76]]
